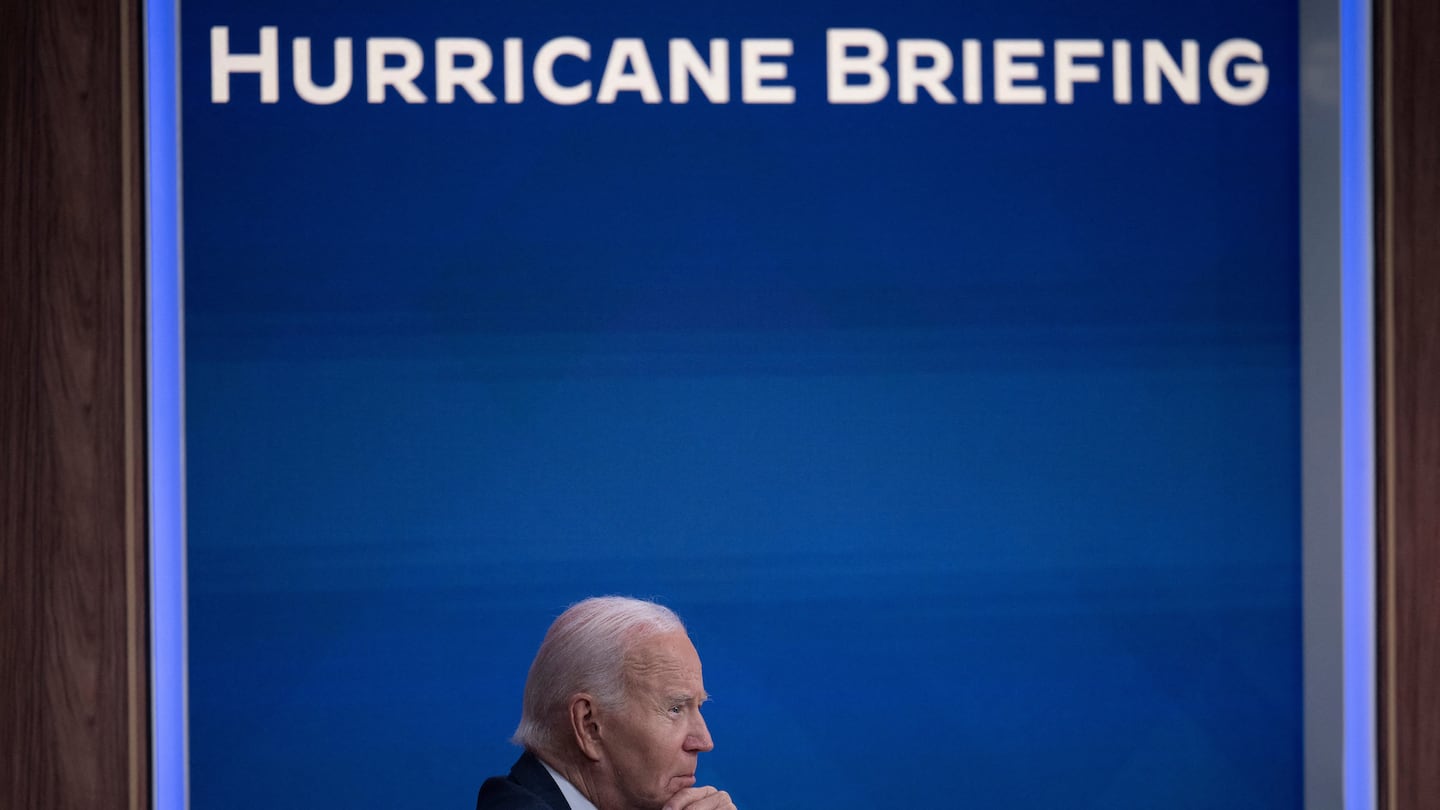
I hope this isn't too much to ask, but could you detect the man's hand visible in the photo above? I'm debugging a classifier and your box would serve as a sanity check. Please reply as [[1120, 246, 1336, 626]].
[[662, 786, 735, 810]]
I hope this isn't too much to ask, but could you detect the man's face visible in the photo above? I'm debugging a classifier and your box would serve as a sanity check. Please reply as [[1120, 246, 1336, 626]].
[[597, 630, 713, 810]]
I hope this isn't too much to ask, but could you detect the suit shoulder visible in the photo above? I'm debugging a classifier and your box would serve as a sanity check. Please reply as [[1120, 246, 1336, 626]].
[[476, 774, 562, 810]]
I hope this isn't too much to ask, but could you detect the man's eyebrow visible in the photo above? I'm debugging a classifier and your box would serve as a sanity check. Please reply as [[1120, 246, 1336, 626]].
[[668, 692, 710, 705]]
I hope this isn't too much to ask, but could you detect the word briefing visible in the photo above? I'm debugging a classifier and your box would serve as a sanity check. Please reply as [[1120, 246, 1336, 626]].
[[210, 27, 1271, 107]]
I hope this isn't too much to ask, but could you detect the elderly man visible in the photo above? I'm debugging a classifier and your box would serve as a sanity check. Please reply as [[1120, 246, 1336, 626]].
[[477, 597, 736, 810]]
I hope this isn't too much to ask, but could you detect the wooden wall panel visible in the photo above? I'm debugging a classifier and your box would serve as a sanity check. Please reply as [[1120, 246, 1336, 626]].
[[1376, 0, 1440, 805], [0, 0, 150, 808]]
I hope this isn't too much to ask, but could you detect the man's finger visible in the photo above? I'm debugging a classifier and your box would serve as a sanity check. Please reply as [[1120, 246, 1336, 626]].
[[664, 786, 734, 810]]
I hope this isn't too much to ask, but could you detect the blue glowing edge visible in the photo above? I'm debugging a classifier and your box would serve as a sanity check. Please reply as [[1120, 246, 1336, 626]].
[[143, 1, 1374, 808], [145, 0, 187, 808], [1339, 0, 1377, 801]]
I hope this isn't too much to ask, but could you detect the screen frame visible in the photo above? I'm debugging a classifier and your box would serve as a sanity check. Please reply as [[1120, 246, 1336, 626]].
[[143, 1, 1376, 806]]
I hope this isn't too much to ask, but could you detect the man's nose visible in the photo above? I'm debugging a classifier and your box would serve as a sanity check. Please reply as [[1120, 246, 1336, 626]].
[[684, 711, 714, 753]]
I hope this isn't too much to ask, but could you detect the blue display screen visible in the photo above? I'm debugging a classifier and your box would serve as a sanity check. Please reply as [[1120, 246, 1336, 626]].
[[180, 1, 1302, 807]]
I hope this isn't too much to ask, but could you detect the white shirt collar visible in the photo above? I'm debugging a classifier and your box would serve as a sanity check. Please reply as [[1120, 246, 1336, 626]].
[[540, 759, 599, 810]]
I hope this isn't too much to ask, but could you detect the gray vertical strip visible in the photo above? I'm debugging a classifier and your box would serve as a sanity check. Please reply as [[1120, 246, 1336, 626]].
[[1302, 0, 1379, 803], [1300, 0, 1343, 807]]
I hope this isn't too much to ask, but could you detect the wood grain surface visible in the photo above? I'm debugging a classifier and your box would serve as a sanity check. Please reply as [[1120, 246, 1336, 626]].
[[0, 0, 150, 807], [1376, 0, 1440, 805]]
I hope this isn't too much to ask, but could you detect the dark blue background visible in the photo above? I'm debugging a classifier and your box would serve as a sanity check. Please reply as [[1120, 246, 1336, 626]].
[[182, 1, 1301, 807]]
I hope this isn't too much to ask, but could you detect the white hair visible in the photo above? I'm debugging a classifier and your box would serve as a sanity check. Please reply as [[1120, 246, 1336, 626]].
[[512, 596, 685, 758]]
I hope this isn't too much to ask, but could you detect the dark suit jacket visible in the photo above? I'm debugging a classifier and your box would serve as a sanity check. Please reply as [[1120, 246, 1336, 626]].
[[476, 751, 573, 810]]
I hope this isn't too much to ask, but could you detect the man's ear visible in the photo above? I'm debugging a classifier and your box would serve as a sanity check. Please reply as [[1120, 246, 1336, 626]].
[[568, 694, 604, 762]]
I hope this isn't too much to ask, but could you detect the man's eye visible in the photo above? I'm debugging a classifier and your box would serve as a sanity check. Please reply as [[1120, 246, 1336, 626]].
[[669, 705, 683, 714]]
